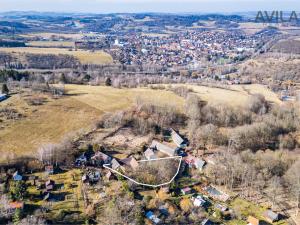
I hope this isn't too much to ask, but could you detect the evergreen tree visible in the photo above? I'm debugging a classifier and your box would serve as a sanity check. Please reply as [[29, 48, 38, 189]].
[[1, 83, 9, 94], [13, 208, 22, 224], [105, 77, 112, 86], [59, 73, 67, 84]]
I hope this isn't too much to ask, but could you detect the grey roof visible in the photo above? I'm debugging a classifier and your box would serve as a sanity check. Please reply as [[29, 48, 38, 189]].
[[111, 158, 121, 170], [264, 210, 279, 221], [170, 128, 184, 147], [150, 140, 176, 156]]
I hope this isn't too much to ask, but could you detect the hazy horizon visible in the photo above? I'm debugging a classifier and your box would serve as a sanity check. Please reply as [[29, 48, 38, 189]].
[[0, 0, 299, 14]]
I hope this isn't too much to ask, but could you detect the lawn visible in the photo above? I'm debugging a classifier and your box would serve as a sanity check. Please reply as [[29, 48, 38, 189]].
[[26, 41, 75, 48], [0, 47, 113, 65], [25, 169, 85, 222], [228, 198, 288, 225]]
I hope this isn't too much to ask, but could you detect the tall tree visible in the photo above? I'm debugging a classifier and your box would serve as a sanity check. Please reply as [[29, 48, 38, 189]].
[[285, 160, 300, 216], [1, 83, 9, 94]]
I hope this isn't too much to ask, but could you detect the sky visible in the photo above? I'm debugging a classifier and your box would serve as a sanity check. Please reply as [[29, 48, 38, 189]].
[[0, 0, 299, 13]]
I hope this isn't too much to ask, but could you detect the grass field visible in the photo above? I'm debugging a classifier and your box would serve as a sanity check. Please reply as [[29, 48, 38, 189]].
[[0, 47, 113, 65], [168, 84, 282, 106], [0, 84, 280, 160], [0, 85, 184, 159], [27, 41, 75, 48], [20, 32, 101, 40]]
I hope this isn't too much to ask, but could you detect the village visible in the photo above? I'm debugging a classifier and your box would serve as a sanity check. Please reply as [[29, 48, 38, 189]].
[[0, 127, 286, 225]]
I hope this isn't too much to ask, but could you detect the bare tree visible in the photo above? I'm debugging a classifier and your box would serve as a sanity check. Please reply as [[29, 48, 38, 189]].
[[285, 159, 300, 216]]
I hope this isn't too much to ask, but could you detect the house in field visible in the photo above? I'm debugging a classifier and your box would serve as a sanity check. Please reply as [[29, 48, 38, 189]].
[[247, 216, 260, 225], [185, 155, 206, 170], [45, 165, 54, 175], [28, 175, 38, 186], [181, 187, 192, 195], [170, 128, 186, 147], [45, 180, 55, 191], [263, 210, 279, 223], [75, 153, 87, 166], [82, 169, 101, 184], [215, 203, 228, 212], [0, 94, 7, 102], [145, 211, 161, 224], [192, 195, 207, 207], [44, 192, 57, 202], [105, 171, 115, 180], [121, 156, 139, 170], [150, 140, 176, 156], [144, 148, 157, 160], [111, 158, 121, 170], [91, 151, 111, 166], [13, 171, 22, 181], [205, 186, 230, 202]]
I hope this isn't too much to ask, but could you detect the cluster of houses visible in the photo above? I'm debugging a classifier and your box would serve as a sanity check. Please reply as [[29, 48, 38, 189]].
[[107, 28, 276, 68], [75, 128, 212, 188]]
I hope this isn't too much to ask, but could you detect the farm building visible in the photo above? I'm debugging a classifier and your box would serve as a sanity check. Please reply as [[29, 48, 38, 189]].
[[150, 140, 176, 156]]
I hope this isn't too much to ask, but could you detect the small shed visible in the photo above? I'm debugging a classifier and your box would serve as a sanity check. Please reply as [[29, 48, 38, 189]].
[[192, 195, 207, 207], [247, 216, 260, 225], [170, 128, 185, 147], [145, 211, 161, 224], [13, 171, 22, 181], [263, 210, 279, 223], [75, 154, 87, 166], [91, 151, 111, 166], [181, 187, 192, 195], [8, 201, 24, 213], [201, 218, 213, 225], [111, 158, 121, 170], [150, 140, 176, 156]]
